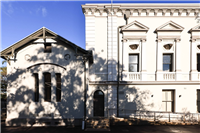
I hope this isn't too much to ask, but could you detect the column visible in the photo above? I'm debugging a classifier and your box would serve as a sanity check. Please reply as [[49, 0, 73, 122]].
[[141, 39, 147, 81], [190, 39, 198, 80], [175, 39, 182, 81], [156, 39, 163, 81]]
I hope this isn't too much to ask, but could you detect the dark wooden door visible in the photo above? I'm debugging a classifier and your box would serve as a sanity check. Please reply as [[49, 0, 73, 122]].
[[93, 90, 104, 116]]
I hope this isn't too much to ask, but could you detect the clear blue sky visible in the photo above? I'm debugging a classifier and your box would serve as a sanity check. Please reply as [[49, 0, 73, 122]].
[[0, 0, 199, 67]]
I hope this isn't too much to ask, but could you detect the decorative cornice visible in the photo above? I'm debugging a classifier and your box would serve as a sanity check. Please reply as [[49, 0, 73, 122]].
[[82, 4, 200, 17]]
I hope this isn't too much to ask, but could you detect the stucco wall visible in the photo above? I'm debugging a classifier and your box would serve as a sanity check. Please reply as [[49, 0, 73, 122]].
[[6, 39, 86, 125]]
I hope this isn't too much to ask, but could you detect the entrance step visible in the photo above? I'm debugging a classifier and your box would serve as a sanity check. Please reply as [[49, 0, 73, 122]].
[[85, 117, 110, 131]]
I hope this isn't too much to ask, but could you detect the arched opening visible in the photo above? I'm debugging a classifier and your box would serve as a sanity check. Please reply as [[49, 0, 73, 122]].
[[93, 90, 104, 117]]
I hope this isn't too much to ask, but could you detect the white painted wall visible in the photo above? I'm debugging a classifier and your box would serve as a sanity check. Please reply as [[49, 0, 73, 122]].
[[6, 39, 86, 125]]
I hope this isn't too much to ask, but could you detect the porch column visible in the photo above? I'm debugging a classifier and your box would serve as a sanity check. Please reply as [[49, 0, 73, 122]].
[[175, 39, 182, 81], [141, 39, 147, 81], [156, 39, 163, 81], [190, 39, 198, 80]]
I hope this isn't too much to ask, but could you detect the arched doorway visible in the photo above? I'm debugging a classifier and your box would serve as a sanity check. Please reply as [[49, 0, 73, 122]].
[[93, 90, 104, 116]]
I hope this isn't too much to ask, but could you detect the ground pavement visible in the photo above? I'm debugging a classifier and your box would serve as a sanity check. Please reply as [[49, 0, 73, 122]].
[[1, 121, 200, 133]]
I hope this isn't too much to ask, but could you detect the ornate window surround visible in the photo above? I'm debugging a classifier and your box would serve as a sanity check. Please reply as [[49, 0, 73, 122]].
[[156, 21, 184, 81], [189, 24, 200, 81], [121, 20, 149, 81]]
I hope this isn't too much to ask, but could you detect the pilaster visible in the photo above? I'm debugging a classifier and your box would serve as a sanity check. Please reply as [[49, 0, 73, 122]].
[[156, 39, 163, 81], [190, 39, 198, 80], [175, 39, 182, 81], [85, 16, 95, 81], [141, 39, 147, 81], [107, 15, 117, 81]]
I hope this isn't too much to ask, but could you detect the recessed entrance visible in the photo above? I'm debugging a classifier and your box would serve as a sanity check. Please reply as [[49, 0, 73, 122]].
[[93, 90, 104, 116]]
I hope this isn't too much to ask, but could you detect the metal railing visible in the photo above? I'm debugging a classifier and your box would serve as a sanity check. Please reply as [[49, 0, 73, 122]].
[[107, 108, 200, 123]]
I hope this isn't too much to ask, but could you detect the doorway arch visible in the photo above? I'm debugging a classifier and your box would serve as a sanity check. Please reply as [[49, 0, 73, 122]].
[[93, 90, 104, 116]]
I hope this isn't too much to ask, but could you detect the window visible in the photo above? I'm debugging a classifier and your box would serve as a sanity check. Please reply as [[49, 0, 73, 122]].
[[56, 73, 61, 102], [163, 54, 172, 72], [44, 43, 52, 53], [44, 73, 51, 102], [129, 54, 139, 72], [197, 90, 200, 113], [34, 73, 39, 102], [162, 90, 174, 112], [197, 54, 200, 72]]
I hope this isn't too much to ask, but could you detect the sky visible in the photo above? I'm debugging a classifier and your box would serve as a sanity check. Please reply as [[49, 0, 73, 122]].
[[0, 0, 200, 67]]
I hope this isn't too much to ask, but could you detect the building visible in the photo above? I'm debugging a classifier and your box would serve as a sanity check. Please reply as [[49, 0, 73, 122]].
[[82, 3, 200, 117], [1, 3, 200, 126], [0, 27, 93, 126]]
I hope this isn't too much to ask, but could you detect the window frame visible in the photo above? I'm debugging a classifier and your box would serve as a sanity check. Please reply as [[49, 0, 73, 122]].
[[197, 90, 200, 113], [44, 43, 52, 53], [56, 73, 61, 102], [34, 73, 39, 102], [129, 54, 139, 72], [163, 54, 173, 72], [197, 54, 200, 72], [162, 90, 175, 112], [44, 72, 51, 102]]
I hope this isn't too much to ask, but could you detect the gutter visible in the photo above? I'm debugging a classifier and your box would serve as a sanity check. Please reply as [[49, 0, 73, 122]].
[[117, 25, 124, 117], [117, 11, 130, 117]]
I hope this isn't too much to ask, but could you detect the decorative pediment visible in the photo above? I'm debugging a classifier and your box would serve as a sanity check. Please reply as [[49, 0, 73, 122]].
[[121, 20, 149, 32], [190, 24, 200, 32], [156, 21, 184, 31], [0, 27, 93, 64]]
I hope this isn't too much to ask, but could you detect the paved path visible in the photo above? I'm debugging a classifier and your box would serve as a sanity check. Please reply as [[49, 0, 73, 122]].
[[1, 122, 200, 133]]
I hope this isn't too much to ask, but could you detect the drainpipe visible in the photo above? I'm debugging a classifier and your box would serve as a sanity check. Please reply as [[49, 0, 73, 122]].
[[117, 11, 130, 117]]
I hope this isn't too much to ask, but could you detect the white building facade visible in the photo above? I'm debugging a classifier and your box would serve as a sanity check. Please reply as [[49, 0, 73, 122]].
[[1, 3, 200, 126], [82, 3, 200, 117]]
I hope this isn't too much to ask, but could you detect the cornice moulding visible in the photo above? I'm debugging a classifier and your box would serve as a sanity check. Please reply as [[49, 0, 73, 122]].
[[82, 4, 199, 17]]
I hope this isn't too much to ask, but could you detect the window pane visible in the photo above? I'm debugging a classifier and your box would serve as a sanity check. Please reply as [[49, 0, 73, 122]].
[[167, 102, 172, 112], [197, 54, 200, 72], [162, 91, 166, 101], [129, 55, 138, 63], [163, 64, 170, 71], [197, 90, 200, 101], [162, 102, 166, 111], [129, 64, 138, 72], [44, 73, 51, 102], [44, 43, 52, 53], [163, 55, 171, 64], [167, 91, 172, 101], [197, 101, 200, 112], [56, 73, 61, 102], [34, 73, 39, 102]]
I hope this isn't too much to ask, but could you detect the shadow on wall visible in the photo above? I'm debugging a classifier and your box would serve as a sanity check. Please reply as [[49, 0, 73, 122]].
[[118, 86, 154, 117], [6, 42, 86, 126]]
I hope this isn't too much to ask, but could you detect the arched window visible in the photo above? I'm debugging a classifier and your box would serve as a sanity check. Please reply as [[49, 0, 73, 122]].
[[93, 90, 104, 116]]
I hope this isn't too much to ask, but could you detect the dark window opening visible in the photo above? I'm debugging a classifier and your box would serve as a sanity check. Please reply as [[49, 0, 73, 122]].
[[129, 54, 139, 72], [34, 73, 39, 102], [197, 90, 200, 113], [44, 73, 51, 102], [163, 54, 173, 72], [197, 54, 200, 72], [56, 73, 61, 102], [44, 43, 52, 53]]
